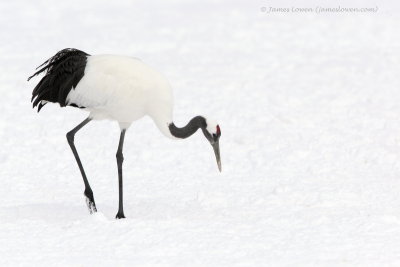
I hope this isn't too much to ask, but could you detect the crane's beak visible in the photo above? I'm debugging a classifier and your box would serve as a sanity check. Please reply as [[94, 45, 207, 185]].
[[211, 140, 222, 172]]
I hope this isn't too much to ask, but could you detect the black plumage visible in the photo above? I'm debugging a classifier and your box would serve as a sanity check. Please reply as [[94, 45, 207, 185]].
[[168, 116, 207, 138], [28, 48, 89, 112]]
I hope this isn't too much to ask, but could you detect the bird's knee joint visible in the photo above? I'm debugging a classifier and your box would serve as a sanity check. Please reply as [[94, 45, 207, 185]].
[[116, 151, 124, 162], [66, 132, 75, 143]]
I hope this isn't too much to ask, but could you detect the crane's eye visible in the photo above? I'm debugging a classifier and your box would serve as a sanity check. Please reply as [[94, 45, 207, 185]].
[[212, 132, 219, 142]]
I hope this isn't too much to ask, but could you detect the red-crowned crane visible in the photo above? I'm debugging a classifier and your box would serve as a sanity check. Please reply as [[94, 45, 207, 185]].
[[28, 48, 221, 219]]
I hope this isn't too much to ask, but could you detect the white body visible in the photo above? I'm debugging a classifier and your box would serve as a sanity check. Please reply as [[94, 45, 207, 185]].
[[66, 55, 174, 137]]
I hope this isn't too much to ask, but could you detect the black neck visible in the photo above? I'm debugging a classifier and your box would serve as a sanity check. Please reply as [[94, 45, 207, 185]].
[[168, 116, 206, 139]]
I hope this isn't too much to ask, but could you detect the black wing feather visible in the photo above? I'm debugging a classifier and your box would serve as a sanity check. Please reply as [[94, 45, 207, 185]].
[[29, 48, 89, 111]]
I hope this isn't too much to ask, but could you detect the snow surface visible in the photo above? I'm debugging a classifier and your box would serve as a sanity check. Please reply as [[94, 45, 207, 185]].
[[1, 0, 400, 266]]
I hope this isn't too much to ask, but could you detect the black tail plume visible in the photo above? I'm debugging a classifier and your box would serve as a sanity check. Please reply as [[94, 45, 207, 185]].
[[29, 48, 89, 111]]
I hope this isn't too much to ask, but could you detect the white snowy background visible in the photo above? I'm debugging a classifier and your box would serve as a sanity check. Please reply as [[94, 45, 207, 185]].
[[1, 0, 400, 266]]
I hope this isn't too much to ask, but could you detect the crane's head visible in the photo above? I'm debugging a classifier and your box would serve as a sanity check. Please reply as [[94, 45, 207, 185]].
[[168, 116, 221, 172], [201, 119, 222, 172]]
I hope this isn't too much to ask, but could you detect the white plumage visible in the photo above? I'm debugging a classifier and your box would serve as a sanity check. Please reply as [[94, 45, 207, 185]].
[[67, 55, 174, 136]]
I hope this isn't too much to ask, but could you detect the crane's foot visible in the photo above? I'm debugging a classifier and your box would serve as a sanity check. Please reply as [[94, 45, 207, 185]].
[[85, 197, 97, 214], [84, 190, 97, 214], [115, 211, 125, 219]]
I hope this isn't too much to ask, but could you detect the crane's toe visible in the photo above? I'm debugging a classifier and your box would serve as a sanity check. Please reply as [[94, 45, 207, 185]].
[[85, 196, 97, 214], [85, 198, 97, 214], [115, 212, 126, 219], [84, 189, 97, 214]]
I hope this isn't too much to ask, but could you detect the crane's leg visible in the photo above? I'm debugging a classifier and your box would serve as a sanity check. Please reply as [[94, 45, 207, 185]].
[[66, 117, 97, 214], [115, 129, 126, 219]]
